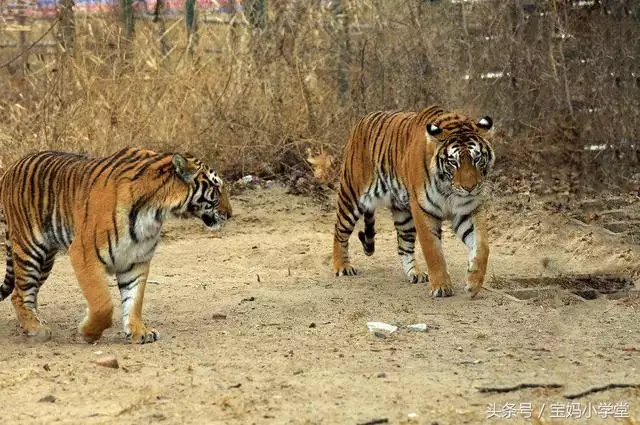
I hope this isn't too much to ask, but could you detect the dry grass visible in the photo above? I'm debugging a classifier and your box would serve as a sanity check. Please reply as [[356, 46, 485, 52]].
[[0, 1, 638, 193]]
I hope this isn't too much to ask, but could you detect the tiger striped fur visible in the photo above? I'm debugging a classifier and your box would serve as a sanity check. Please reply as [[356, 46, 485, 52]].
[[0, 147, 232, 343], [332, 105, 495, 297]]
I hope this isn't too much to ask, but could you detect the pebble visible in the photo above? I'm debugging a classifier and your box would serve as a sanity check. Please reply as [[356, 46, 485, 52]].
[[38, 395, 56, 403], [95, 356, 119, 369], [407, 323, 428, 332]]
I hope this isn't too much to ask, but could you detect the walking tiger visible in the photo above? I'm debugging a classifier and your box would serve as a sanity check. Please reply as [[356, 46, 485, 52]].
[[0, 147, 232, 343], [332, 105, 495, 297]]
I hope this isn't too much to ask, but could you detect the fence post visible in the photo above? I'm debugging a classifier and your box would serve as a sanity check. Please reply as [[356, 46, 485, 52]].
[[185, 0, 198, 59], [245, 0, 266, 29], [153, 0, 171, 57], [57, 0, 75, 53], [508, 0, 523, 135], [333, 0, 350, 101], [120, 0, 135, 40], [16, 0, 28, 74]]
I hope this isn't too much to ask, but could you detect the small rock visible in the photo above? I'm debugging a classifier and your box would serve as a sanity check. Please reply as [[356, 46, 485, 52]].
[[211, 313, 227, 320], [376, 372, 387, 378], [486, 347, 498, 352], [43, 364, 51, 372], [95, 356, 119, 369], [150, 413, 166, 421], [407, 323, 428, 332], [373, 332, 387, 339], [456, 346, 463, 352], [309, 322, 316, 328], [38, 395, 56, 403]]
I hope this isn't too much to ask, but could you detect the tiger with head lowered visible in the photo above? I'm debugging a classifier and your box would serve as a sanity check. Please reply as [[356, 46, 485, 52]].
[[0, 147, 232, 343], [333, 105, 495, 297]]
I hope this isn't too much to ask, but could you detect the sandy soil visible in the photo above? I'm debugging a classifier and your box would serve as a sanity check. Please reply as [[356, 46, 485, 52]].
[[0, 186, 638, 425]]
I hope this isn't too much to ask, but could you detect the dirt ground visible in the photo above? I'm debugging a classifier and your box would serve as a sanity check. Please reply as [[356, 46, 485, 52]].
[[0, 186, 639, 425]]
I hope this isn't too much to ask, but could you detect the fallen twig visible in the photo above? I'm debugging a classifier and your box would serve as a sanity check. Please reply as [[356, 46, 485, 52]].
[[357, 419, 389, 425], [476, 383, 563, 393], [564, 383, 640, 399]]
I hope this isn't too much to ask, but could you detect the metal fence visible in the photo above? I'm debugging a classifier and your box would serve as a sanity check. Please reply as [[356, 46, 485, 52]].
[[0, 0, 242, 17]]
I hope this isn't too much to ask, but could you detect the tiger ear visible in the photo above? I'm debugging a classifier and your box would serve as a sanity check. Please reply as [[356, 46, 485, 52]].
[[172, 154, 197, 183], [477, 116, 493, 131], [426, 123, 443, 137]]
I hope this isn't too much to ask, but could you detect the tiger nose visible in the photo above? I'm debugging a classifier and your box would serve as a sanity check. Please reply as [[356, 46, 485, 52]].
[[461, 182, 477, 192]]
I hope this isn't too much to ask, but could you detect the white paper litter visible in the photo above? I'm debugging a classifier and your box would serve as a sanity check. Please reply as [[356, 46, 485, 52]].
[[366, 322, 398, 334]]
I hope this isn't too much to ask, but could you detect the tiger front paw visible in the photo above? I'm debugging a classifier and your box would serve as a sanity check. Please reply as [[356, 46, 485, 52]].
[[465, 270, 485, 298], [430, 274, 454, 297], [20, 312, 52, 342], [334, 265, 359, 277], [126, 325, 160, 344], [408, 271, 429, 284], [79, 308, 113, 343], [25, 325, 52, 342]]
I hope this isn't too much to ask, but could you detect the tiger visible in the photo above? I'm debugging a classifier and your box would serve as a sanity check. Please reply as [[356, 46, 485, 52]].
[[0, 147, 232, 343], [332, 105, 495, 297]]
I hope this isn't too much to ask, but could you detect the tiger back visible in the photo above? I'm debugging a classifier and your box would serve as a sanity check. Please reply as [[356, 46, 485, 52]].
[[0, 147, 232, 343], [332, 105, 495, 297]]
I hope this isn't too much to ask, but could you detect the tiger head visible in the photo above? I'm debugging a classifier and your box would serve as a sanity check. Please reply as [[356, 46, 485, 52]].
[[426, 115, 495, 197], [172, 154, 232, 229]]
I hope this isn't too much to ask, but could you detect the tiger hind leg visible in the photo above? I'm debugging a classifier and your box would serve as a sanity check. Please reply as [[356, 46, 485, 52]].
[[357, 211, 376, 256], [10, 245, 54, 340], [332, 192, 362, 277], [0, 230, 15, 300], [392, 208, 428, 284]]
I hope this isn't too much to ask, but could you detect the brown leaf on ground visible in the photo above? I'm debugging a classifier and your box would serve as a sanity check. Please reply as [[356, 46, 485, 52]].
[[306, 147, 335, 184]]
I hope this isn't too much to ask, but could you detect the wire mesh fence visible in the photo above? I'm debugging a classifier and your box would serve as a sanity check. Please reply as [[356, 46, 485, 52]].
[[0, 0, 638, 191]]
